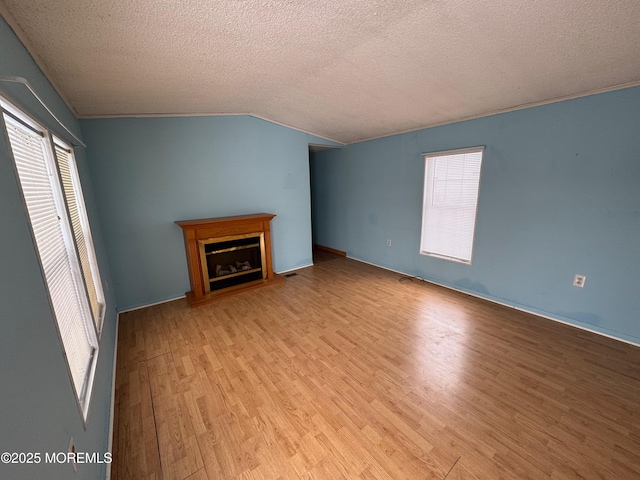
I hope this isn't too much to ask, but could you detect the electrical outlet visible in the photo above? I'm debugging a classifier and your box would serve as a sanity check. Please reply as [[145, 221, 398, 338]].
[[386, 239, 391, 246], [573, 274, 586, 288]]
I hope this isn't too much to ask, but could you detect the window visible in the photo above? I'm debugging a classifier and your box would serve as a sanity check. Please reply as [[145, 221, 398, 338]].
[[53, 140, 105, 333], [420, 147, 484, 264], [2, 97, 102, 421]]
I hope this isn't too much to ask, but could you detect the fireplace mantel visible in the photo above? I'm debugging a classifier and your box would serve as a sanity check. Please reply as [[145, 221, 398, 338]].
[[176, 213, 284, 306]]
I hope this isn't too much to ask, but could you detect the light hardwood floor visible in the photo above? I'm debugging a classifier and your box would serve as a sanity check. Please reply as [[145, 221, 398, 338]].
[[112, 256, 640, 479]]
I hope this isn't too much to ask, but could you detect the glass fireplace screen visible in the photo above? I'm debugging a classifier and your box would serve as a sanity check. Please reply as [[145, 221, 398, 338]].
[[198, 232, 267, 293]]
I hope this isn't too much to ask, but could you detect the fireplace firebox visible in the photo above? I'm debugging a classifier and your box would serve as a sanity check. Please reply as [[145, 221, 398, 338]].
[[176, 214, 284, 306], [200, 232, 265, 293]]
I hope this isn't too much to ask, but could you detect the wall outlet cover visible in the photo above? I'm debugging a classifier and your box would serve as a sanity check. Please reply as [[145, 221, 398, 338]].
[[573, 274, 586, 288]]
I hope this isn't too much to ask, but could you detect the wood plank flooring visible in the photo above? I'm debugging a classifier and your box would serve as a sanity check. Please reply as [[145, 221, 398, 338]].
[[112, 256, 640, 479]]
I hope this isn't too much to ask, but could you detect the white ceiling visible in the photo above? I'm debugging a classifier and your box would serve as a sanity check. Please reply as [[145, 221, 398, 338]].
[[2, 0, 640, 144]]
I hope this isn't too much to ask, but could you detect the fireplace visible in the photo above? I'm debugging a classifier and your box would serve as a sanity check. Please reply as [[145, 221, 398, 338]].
[[200, 232, 266, 293], [176, 214, 283, 306]]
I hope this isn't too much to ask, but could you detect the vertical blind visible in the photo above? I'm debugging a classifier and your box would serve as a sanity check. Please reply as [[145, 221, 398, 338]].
[[54, 143, 104, 331], [3, 108, 98, 417], [420, 147, 484, 264]]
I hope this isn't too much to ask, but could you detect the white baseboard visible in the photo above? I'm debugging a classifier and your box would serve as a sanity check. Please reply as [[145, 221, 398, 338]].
[[347, 255, 640, 349], [105, 312, 120, 480], [117, 294, 186, 314], [276, 263, 314, 274]]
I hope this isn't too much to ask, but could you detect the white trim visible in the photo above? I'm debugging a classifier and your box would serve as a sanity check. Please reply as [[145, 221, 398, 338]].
[[0, 76, 86, 147], [2, 0, 637, 149], [78, 112, 345, 146], [71, 81, 640, 147], [104, 313, 119, 480], [423, 145, 486, 158], [80, 112, 252, 121], [419, 146, 483, 265], [3, 97, 99, 423], [117, 294, 186, 314], [117, 263, 314, 313], [0, 6, 79, 117], [276, 262, 314, 274], [418, 251, 470, 264], [308, 143, 342, 152], [347, 255, 640, 349], [346, 255, 408, 276], [351, 80, 640, 145], [249, 115, 344, 145]]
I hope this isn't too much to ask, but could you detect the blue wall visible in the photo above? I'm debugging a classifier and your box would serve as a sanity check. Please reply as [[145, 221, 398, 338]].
[[312, 87, 640, 344], [0, 16, 117, 480], [80, 116, 339, 310]]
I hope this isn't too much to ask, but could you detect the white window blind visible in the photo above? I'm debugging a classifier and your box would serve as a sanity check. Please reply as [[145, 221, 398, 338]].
[[420, 147, 484, 264], [2, 102, 99, 420], [54, 142, 105, 333]]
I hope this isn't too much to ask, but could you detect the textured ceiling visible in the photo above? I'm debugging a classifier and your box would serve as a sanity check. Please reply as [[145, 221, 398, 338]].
[[2, 0, 640, 144]]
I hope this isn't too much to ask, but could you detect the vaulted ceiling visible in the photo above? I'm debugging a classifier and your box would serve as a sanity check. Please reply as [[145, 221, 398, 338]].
[[2, 0, 640, 143]]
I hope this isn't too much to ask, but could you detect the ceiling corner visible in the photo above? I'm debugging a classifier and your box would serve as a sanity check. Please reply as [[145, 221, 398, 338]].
[[0, 1, 80, 118]]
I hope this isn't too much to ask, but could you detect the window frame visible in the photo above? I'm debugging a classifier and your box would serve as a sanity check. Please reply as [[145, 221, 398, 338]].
[[1, 95, 102, 424], [419, 146, 484, 265], [53, 136, 106, 335]]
